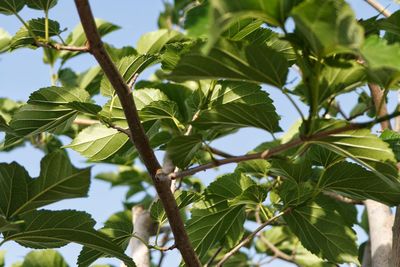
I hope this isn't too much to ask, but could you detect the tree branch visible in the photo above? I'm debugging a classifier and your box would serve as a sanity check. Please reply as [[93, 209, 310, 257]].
[[363, 0, 392, 17], [36, 41, 90, 52], [170, 111, 400, 180], [215, 209, 290, 267], [73, 1, 200, 266], [259, 235, 295, 263]]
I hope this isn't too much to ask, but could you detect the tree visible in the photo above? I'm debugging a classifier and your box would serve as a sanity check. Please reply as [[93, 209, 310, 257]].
[[1, 0, 400, 266]]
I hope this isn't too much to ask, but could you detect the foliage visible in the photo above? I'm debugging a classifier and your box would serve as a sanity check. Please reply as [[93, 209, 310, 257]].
[[1, 0, 400, 266]]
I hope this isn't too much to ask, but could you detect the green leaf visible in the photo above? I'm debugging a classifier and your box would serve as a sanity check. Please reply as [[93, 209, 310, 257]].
[[0, 251, 4, 267], [5, 210, 135, 267], [291, 0, 364, 57], [136, 29, 184, 55], [65, 102, 102, 115], [361, 35, 400, 88], [296, 62, 366, 106], [20, 250, 68, 267], [235, 159, 270, 178], [0, 28, 11, 53], [60, 19, 120, 61], [206, 173, 256, 202], [166, 134, 203, 168], [139, 100, 182, 126], [0, 162, 30, 218], [209, 0, 302, 45], [25, 0, 58, 12], [270, 159, 312, 184], [284, 196, 359, 264], [319, 162, 400, 206], [187, 202, 245, 260], [313, 127, 398, 184], [229, 184, 268, 206], [100, 54, 158, 97], [169, 38, 289, 88], [10, 151, 90, 216], [187, 173, 255, 259], [6, 86, 90, 144], [10, 18, 62, 50], [256, 226, 333, 267], [0, 0, 25, 15], [209, 81, 272, 107], [29, 86, 90, 105], [65, 124, 129, 161], [78, 210, 133, 267], [380, 129, 400, 161], [379, 10, 400, 44], [193, 102, 281, 133], [0, 215, 22, 232]]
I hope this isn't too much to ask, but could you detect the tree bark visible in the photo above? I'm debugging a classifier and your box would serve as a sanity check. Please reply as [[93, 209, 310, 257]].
[[130, 206, 152, 267], [73, 1, 201, 266], [365, 200, 393, 267]]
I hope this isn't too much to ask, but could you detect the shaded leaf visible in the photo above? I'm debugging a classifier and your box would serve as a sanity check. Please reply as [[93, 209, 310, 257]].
[[169, 38, 289, 88], [10, 18, 62, 50], [0, 162, 30, 218], [5, 210, 135, 267], [284, 196, 359, 264], [193, 102, 281, 133], [78, 210, 133, 267], [319, 162, 400, 206], [380, 129, 400, 161], [25, 0, 57, 12], [361, 35, 400, 88], [314, 127, 398, 184], [166, 134, 203, 168], [9, 151, 90, 216], [100, 55, 158, 97], [0, 0, 24, 15], [291, 0, 363, 57]]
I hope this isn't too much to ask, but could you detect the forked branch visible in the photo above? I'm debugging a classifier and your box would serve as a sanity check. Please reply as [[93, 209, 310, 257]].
[[170, 110, 400, 180]]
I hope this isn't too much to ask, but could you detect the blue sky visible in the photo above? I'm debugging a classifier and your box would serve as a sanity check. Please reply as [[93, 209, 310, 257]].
[[0, 1, 399, 266]]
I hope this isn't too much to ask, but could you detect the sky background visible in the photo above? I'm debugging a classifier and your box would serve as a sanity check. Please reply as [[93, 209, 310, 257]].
[[0, 1, 399, 266]]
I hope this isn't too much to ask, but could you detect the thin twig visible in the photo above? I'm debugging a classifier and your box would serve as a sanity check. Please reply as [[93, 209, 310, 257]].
[[259, 235, 294, 263], [149, 244, 176, 252], [73, 1, 201, 266], [206, 146, 235, 158], [204, 246, 223, 267], [364, 0, 392, 17], [73, 118, 99, 126], [127, 73, 139, 90], [36, 41, 90, 52], [170, 110, 400, 180], [323, 191, 363, 205], [215, 209, 290, 267]]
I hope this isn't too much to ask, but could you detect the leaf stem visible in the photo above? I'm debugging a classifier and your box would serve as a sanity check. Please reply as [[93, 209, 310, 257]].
[[215, 209, 290, 267]]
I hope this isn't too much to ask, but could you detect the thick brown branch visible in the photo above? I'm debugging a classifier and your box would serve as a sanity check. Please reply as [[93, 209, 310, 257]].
[[73, 1, 200, 266], [215, 209, 290, 267], [170, 111, 400, 180], [369, 84, 392, 129], [36, 41, 90, 52]]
